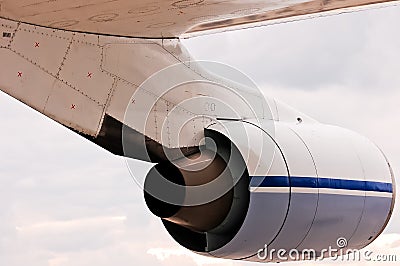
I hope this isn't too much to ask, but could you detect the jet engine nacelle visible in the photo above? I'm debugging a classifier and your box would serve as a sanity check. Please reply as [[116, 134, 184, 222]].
[[144, 106, 395, 263]]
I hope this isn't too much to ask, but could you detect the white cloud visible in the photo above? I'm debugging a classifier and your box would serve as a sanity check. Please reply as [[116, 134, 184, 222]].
[[184, 6, 400, 92], [147, 247, 233, 266], [15, 216, 127, 233]]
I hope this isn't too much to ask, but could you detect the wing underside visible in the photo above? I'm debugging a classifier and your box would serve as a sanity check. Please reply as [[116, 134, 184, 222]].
[[0, 0, 397, 161], [0, 17, 266, 161], [0, 0, 398, 38]]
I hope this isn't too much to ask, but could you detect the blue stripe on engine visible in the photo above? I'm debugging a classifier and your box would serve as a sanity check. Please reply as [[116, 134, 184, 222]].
[[250, 176, 393, 193]]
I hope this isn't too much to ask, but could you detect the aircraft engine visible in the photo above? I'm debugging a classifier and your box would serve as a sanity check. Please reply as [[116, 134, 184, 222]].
[[144, 116, 395, 263]]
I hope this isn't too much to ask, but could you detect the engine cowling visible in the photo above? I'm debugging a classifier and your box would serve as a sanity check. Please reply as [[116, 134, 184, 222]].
[[144, 111, 395, 262]]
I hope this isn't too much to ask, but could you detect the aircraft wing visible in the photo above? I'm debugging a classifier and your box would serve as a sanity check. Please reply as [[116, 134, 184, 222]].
[[0, 0, 397, 162], [0, 0, 397, 38]]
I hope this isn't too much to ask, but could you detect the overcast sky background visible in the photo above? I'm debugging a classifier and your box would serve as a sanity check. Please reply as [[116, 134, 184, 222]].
[[1, 4, 400, 266]]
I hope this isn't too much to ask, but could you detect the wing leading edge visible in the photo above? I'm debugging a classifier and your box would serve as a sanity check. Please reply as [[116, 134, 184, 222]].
[[0, 0, 398, 38]]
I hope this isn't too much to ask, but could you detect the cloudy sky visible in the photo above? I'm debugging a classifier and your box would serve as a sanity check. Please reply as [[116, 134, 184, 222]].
[[1, 4, 400, 266]]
